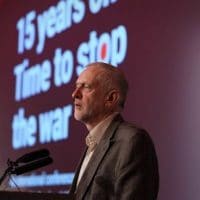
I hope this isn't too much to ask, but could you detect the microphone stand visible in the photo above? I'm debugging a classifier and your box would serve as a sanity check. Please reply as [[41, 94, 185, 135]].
[[0, 159, 16, 186], [0, 167, 11, 186]]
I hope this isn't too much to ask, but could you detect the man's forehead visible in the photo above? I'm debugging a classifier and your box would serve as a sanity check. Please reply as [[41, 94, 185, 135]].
[[76, 71, 95, 85], [77, 67, 103, 81], [77, 71, 104, 89]]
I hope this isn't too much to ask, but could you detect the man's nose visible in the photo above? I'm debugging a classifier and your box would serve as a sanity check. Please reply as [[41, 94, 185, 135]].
[[72, 87, 82, 99]]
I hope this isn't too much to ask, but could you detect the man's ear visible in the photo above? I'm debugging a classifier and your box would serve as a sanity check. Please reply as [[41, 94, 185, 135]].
[[105, 90, 120, 107]]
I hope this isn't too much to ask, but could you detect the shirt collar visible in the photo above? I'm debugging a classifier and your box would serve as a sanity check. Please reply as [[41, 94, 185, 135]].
[[88, 112, 119, 144]]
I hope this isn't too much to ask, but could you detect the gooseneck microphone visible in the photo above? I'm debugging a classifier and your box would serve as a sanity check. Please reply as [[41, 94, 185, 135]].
[[15, 148, 50, 163], [11, 156, 53, 175], [0, 148, 53, 186]]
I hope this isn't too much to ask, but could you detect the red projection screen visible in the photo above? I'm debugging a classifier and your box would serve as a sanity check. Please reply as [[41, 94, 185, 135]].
[[0, 1, 200, 199]]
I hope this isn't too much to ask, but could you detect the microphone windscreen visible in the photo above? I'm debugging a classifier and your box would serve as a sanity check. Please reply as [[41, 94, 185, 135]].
[[15, 149, 50, 163], [12, 156, 53, 175]]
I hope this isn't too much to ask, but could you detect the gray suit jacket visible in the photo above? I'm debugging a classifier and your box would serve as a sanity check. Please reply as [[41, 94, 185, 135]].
[[70, 115, 159, 200]]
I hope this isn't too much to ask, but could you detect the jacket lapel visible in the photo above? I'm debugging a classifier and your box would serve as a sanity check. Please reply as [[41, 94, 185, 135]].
[[69, 147, 88, 194], [75, 114, 124, 199]]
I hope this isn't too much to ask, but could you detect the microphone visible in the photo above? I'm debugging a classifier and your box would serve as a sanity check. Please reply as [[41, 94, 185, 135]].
[[0, 149, 53, 185], [11, 156, 53, 175], [15, 149, 50, 163]]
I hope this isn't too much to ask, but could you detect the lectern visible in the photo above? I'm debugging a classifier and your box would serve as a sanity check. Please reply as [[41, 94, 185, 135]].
[[0, 191, 74, 200]]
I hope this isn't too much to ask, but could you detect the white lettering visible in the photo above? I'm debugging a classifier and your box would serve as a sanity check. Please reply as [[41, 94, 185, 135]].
[[36, 0, 85, 54], [76, 25, 127, 75], [39, 105, 72, 144], [12, 108, 37, 149], [13, 59, 51, 101], [53, 48, 74, 87], [111, 25, 127, 66], [89, 0, 118, 14], [14, 59, 28, 101], [16, 10, 36, 54]]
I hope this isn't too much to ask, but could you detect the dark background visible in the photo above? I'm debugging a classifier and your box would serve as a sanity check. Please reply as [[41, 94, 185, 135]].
[[0, 0, 200, 199]]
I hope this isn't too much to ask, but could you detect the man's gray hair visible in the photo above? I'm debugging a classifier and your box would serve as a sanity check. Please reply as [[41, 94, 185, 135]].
[[87, 62, 129, 109]]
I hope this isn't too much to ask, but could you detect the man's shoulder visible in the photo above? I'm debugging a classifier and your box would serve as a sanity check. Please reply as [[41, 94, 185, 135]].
[[107, 114, 153, 144], [117, 120, 148, 137], [112, 116, 153, 143]]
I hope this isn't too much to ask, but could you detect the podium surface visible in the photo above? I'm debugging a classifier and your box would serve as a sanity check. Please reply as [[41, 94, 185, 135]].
[[0, 191, 73, 200]]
